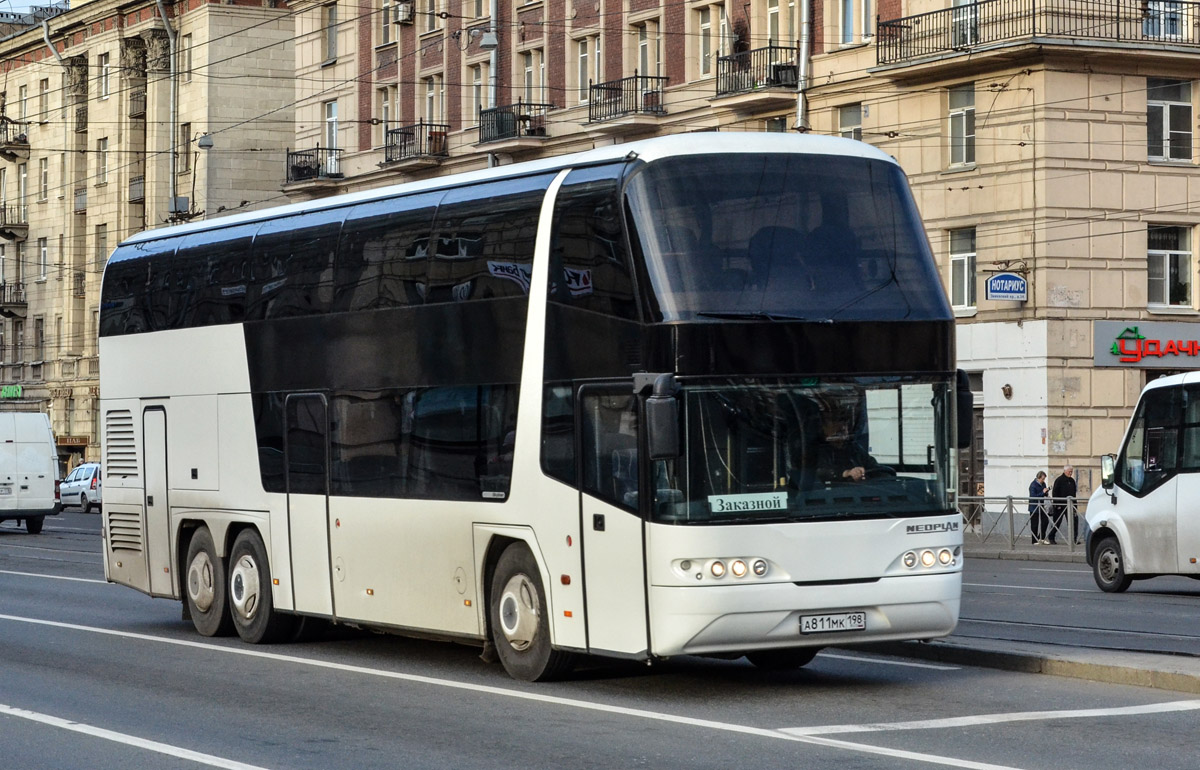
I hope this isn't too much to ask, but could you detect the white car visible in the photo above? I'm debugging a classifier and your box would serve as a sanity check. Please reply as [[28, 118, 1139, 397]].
[[61, 462, 102, 513]]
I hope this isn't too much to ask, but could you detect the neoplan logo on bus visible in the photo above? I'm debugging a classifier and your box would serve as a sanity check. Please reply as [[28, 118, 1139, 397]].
[[906, 521, 959, 534]]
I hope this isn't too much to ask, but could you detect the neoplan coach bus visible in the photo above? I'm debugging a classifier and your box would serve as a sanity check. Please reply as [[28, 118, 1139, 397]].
[[99, 134, 972, 681]]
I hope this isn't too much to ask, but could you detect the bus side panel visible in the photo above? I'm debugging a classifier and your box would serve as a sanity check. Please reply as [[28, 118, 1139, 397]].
[[1172, 474, 1200, 573], [101, 396, 152, 594]]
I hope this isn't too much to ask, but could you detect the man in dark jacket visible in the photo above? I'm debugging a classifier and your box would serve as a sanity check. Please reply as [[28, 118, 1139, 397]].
[[1050, 465, 1077, 544]]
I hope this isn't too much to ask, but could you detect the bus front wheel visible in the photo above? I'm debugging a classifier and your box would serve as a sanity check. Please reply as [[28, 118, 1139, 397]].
[[1093, 536, 1133, 593], [489, 543, 575, 682], [746, 647, 820, 670], [185, 527, 235, 636], [228, 529, 296, 644]]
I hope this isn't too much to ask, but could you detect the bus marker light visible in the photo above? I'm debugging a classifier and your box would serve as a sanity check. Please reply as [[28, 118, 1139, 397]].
[[164, 567, 170, 573], [938, 549, 953, 565], [752, 559, 767, 576], [731, 560, 747, 578], [561, 574, 571, 585], [366, 588, 375, 596], [564, 610, 573, 618], [273, 579, 279, 585], [680, 560, 692, 571], [902, 552, 917, 568], [566, 536, 573, 546], [920, 550, 936, 568], [464, 600, 471, 607], [711, 561, 726, 578]]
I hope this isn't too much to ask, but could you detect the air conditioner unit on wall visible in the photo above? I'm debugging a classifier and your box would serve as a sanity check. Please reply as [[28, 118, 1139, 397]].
[[393, 2, 415, 24]]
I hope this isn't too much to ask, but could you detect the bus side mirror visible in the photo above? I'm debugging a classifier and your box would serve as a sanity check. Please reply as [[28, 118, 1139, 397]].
[[1101, 454, 1115, 492], [956, 369, 974, 450], [643, 374, 681, 461]]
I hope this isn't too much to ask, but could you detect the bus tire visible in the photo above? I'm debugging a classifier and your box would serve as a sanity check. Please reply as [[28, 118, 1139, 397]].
[[228, 529, 296, 644], [185, 527, 235, 636], [489, 543, 575, 682], [25, 516, 44, 535], [1093, 536, 1132, 593], [746, 647, 820, 670]]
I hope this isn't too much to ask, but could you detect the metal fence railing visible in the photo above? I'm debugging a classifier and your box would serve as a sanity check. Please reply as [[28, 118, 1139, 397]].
[[479, 100, 554, 143], [878, 0, 1200, 65], [716, 44, 800, 97], [384, 119, 450, 163], [588, 73, 668, 122], [959, 495, 1088, 553]]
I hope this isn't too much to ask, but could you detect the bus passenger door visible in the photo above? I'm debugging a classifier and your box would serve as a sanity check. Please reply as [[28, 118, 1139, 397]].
[[143, 407, 172, 597], [577, 386, 649, 657], [285, 394, 334, 617]]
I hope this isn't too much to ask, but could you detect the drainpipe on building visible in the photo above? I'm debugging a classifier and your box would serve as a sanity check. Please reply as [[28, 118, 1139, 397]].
[[155, 0, 179, 216], [795, 0, 811, 132], [487, 0, 498, 168]]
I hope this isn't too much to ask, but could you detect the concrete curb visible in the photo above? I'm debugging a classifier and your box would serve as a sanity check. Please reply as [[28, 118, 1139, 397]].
[[963, 548, 1088, 563], [853, 638, 1200, 695]]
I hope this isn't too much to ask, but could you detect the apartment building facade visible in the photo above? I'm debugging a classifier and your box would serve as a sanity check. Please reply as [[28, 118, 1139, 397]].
[[275, 0, 1200, 501], [0, 0, 294, 470]]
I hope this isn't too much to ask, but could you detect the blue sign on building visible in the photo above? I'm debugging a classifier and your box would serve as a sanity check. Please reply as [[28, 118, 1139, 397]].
[[985, 272, 1028, 302]]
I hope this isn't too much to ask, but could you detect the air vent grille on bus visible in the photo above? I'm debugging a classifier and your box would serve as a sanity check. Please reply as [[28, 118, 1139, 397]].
[[105, 410, 139, 478], [106, 509, 144, 553]]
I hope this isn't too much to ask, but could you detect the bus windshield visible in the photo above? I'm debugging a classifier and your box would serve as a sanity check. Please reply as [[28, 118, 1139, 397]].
[[652, 377, 954, 524], [624, 153, 950, 322]]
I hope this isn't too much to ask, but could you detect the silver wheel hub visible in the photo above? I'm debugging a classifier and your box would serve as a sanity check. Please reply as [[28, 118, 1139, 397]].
[[498, 574, 539, 651], [187, 551, 216, 613], [1098, 549, 1121, 583], [230, 554, 262, 622]]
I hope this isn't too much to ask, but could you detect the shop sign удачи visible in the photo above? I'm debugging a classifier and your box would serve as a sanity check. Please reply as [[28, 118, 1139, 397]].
[[1094, 320, 1200, 367]]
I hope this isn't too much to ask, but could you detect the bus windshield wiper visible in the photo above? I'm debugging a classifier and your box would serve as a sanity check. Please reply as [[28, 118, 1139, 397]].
[[696, 311, 811, 322]]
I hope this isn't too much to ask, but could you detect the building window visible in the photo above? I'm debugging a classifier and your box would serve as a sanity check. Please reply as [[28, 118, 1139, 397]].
[[376, 86, 393, 147], [97, 138, 108, 184], [98, 53, 110, 98], [178, 123, 191, 173], [841, 0, 872, 44], [33, 317, 43, 363], [424, 0, 439, 32], [95, 224, 108, 270], [18, 84, 27, 120], [521, 49, 544, 104], [950, 227, 977, 309], [636, 21, 660, 77], [577, 38, 590, 102], [323, 3, 339, 61], [839, 103, 862, 140], [949, 83, 975, 166], [769, 0, 780, 45], [37, 238, 47, 280], [1148, 225, 1192, 307], [38, 79, 48, 121], [323, 102, 338, 149], [699, 7, 713, 76], [423, 76, 443, 122], [380, 0, 392, 45], [38, 157, 47, 200], [469, 63, 483, 121], [17, 163, 26, 204], [1144, 0, 1184, 38], [180, 34, 193, 82], [1147, 78, 1191, 162]]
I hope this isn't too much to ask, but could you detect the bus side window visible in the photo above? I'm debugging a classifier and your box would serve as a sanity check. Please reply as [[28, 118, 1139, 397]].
[[248, 210, 343, 321], [334, 192, 440, 312], [580, 390, 639, 511], [1182, 384, 1200, 470]]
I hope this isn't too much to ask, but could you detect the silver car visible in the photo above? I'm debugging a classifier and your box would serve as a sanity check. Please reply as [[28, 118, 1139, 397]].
[[60, 462, 102, 513]]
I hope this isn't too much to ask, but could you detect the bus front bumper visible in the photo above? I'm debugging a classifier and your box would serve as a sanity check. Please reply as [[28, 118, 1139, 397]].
[[648, 572, 960, 658]]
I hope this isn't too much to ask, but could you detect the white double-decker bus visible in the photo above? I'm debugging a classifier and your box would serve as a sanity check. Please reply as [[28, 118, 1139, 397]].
[[100, 134, 972, 680]]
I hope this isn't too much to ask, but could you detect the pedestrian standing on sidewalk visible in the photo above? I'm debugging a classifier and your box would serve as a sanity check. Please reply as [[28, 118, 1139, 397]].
[[1028, 471, 1049, 544], [1049, 465, 1076, 545]]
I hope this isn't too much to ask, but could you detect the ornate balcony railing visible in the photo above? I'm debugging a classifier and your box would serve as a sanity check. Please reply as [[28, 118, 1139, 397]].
[[716, 44, 800, 97], [0, 119, 29, 145], [588, 73, 668, 122], [878, 0, 1200, 65], [129, 175, 145, 203], [479, 100, 553, 143], [75, 105, 88, 133], [0, 204, 27, 228], [286, 147, 343, 183], [129, 89, 147, 118], [384, 120, 450, 163], [0, 281, 26, 307], [74, 187, 86, 213]]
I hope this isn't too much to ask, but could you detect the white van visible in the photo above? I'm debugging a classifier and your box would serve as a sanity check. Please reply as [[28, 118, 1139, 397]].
[[1088, 372, 1200, 592], [0, 411, 62, 534]]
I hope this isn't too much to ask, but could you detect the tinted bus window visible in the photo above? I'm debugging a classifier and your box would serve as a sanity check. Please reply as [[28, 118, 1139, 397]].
[[1119, 386, 1181, 494], [173, 225, 259, 328], [248, 208, 344, 320], [100, 238, 177, 337], [334, 191, 442, 311]]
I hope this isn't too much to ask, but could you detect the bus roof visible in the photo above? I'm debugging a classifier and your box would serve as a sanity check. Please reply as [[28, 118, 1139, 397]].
[[1143, 371, 1200, 391], [119, 133, 897, 247]]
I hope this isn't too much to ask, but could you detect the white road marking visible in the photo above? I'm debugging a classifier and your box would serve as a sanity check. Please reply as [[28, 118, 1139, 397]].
[[964, 582, 1093, 593], [818, 652, 960, 671], [0, 612, 1023, 769], [0, 703, 271, 770], [780, 700, 1200, 736], [1018, 568, 1090, 574], [0, 569, 106, 584]]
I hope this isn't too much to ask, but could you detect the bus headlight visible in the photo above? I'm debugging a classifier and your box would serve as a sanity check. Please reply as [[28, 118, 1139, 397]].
[[920, 550, 936, 568], [752, 559, 768, 576], [903, 551, 917, 568], [731, 560, 748, 578], [710, 560, 726, 578], [938, 549, 953, 565]]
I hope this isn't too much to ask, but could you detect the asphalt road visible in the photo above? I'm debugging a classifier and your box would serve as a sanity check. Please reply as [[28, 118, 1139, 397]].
[[2, 510, 1198, 770]]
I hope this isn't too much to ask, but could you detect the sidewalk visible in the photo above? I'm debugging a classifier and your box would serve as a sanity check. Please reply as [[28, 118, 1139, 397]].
[[963, 540, 1087, 563]]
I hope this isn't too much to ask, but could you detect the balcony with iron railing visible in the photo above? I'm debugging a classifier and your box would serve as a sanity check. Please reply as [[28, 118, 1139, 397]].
[[715, 44, 801, 107], [128, 174, 145, 203], [478, 100, 553, 150], [0, 281, 26, 317], [75, 105, 88, 133], [74, 187, 87, 213], [383, 120, 450, 167], [0, 204, 28, 241], [0, 118, 30, 161], [286, 146, 344, 184], [128, 89, 147, 119], [587, 73, 668, 134], [878, 0, 1200, 67], [73, 270, 86, 298]]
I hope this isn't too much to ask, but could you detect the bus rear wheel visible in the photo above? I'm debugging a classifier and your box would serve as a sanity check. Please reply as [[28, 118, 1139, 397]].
[[746, 647, 820, 670], [24, 516, 44, 535], [228, 529, 296, 644], [1093, 536, 1132, 593], [185, 527, 234, 636], [489, 543, 575, 682]]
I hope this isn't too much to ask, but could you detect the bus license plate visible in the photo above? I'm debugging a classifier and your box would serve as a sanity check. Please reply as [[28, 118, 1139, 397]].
[[800, 612, 866, 634]]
